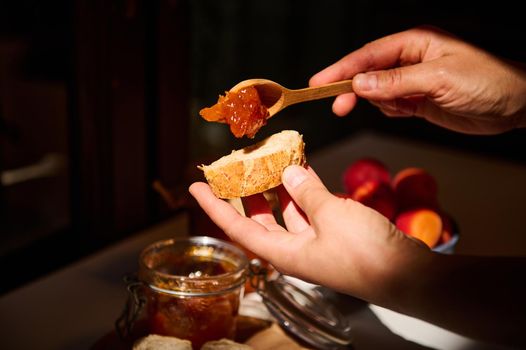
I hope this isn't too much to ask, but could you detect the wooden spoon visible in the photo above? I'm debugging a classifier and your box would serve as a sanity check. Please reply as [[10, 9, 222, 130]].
[[230, 78, 353, 118]]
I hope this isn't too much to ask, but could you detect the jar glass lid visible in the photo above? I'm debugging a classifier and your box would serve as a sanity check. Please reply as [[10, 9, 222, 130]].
[[257, 274, 352, 349]]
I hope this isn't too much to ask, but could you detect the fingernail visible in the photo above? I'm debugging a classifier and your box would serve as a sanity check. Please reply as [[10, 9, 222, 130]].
[[354, 73, 377, 91], [283, 166, 308, 188]]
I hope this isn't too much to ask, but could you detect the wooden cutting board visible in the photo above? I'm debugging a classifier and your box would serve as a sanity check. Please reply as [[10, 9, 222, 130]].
[[245, 323, 311, 350], [91, 316, 310, 349]]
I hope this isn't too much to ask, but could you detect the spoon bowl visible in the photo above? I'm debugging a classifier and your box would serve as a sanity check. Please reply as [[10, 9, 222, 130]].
[[230, 78, 354, 118]]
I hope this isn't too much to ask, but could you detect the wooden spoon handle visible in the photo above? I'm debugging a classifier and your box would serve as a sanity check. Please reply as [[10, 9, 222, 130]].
[[284, 80, 353, 106]]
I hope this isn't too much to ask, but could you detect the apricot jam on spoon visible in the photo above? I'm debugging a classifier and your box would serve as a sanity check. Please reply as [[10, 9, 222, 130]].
[[199, 78, 353, 138]]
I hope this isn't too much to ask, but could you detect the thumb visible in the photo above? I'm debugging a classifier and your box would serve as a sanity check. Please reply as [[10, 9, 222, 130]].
[[282, 165, 334, 220], [352, 61, 437, 100]]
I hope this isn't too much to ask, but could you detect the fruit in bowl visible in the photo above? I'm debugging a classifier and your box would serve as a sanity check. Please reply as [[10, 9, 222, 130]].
[[349, 180, 397, 221], [342, 157, 391, 194], [341, 158, 459, 253], [392, 167, 439, 210], [395, 208, 443, 248]]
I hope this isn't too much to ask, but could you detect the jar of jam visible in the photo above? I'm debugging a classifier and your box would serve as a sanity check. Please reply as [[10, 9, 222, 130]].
[[117, 236, 352, 350], [117, 236, 248, 349]]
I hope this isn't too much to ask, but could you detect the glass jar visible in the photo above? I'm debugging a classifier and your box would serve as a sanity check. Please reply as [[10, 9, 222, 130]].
[[117, 236, 353, 350], [117, 236, 248, 349]]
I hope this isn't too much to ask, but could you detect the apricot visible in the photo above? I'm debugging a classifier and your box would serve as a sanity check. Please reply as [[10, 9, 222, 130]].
[[395, 208, 443, 248], [392, 167, 438, 210], [342, 158, 391, 194], [351, 180, 397, 221]]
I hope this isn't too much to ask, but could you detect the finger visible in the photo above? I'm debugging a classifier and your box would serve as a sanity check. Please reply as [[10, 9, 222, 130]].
[[352, 60, 440, 101], [374, 97, 488, 133], [370, 98, 418, 117], [275, 185, 311, 233], [188, 182, 262, 233], [332, 93, 358, 117], [379, 107, 415, 118], [188, 183, 296, 258], [281, 165, 334, 224], [412, 101, 495, 134], [241, 193, 276, 227], [309, 28, 432, 85]]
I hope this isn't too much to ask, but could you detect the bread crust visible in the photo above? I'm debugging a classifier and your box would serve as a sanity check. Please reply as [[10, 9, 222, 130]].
[[133, 334, 192, 350], [199, 131, 306, 199]]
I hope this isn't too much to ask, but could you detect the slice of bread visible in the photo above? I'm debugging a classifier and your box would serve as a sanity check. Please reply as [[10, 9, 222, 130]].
[[199, 130, 306, 199], [132, 334, 192, 350], [201, 338, 253, 349]]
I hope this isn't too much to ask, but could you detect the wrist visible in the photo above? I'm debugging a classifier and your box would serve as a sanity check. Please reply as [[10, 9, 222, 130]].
[[374, 238, 439, 313]]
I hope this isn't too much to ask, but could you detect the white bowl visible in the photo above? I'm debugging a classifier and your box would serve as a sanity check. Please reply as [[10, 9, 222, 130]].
[[432, 232, 460, 254]]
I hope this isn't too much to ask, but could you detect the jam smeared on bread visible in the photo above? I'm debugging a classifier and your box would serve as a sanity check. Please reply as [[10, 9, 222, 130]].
[[199, 130, 306, 199], [199, 86, 269, 138]]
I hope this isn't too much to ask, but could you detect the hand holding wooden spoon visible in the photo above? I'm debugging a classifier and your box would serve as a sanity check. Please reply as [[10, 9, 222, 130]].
[[200, 79, 353, 138]]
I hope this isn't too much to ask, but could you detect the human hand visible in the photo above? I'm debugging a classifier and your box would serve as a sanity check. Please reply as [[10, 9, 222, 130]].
[[310, 26, 526, 134], [189, 165, 433, 306]]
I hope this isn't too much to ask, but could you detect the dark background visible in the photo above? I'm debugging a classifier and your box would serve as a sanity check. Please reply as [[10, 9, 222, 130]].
[[188, 0, 526, 162], [1, 0, 525, 295]]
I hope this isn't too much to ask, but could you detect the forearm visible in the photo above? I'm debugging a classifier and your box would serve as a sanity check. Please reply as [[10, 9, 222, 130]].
[[392, 253, 526, 347]]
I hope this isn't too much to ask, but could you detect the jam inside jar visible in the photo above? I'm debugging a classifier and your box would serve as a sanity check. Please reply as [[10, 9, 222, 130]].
[[130, 236, 248, 349]]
